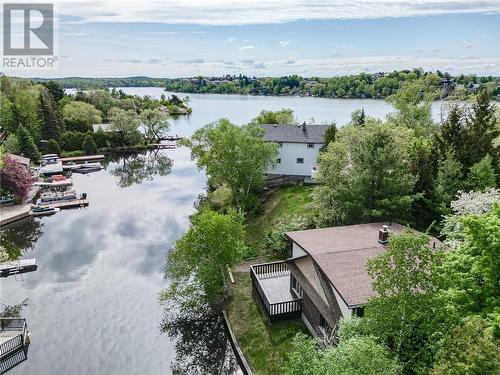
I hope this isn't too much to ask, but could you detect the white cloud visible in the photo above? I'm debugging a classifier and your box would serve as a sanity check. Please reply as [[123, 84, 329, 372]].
[[225, 37, 236, 43], [279, 41, 289, 47], [54, 0, 500, 25], [61, 32, 88, 36], [240, 45, 255, 51], [461, 40, 474, 48]]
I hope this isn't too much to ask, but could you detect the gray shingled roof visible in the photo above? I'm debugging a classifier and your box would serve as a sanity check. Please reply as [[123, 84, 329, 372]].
[[286, 223, 442, 307], [261, 124, 329, 144]]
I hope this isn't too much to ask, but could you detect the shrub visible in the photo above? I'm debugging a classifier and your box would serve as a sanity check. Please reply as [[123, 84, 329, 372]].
[[0, 155, 32, 201], [3, 134, 20, 154], [82, 134, 97, 154], [61, 131, 85, 151], [92, 129, 110, 148], [46, 139, 61, 155], [265, 216, 310, 257]]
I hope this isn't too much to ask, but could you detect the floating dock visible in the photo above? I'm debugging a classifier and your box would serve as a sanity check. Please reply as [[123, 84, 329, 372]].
[[0, 258, 37, 278], [60, 155, 105, 163], [48, 199, 89, 209], [0, 204, 31, 226]]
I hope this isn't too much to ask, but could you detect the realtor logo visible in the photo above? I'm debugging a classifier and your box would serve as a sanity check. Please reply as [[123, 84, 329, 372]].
[[2, 3, 57, 69], [3, 3, 53, 55]]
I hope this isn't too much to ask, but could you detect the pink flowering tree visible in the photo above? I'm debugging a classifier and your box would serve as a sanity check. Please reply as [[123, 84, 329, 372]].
[[0, 155, 32, 201]]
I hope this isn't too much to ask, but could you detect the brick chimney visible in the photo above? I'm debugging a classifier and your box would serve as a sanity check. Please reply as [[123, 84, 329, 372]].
[[378, 224, 390, 244], [302, 121, 307, 133]]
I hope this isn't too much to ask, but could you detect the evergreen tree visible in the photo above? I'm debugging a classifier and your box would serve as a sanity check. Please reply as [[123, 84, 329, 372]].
[[435, 105, 467, 165], [46, 139, 61, 155], [319, 123, 337, 152], [17, 125, 41, 162], [465, 89, 499, 169], [435, 150, 463, 211], [467, 154, 496, 190], [38, 87, 64, 141], [82, 134, 97, 154]]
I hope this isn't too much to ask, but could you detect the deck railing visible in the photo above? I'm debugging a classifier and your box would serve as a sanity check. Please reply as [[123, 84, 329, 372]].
[[0, 318, 28, 360], [250, 261, 302, 322]]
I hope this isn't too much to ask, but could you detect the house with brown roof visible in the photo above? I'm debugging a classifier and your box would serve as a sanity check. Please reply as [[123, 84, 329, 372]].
[[250, 222, 441, 336]]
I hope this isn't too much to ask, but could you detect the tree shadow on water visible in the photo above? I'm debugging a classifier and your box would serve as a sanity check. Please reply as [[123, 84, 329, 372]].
[[161, 307, 240, 375], [109, 150, 173, 188]]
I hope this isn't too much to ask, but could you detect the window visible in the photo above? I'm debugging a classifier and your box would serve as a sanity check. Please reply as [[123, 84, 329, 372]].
[[307, 143, 315, 149], [276, 158, 281, 164], [296, 158, 304, 164], [277, 142, 283, 148]]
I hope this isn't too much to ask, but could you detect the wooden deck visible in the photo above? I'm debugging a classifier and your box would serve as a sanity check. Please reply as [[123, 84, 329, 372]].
[[250, 261, 302, 321]]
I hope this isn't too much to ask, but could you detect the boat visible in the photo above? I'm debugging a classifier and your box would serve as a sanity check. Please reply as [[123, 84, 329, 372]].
[[41, 154, 60, 165], [29, 205, 61, 216], [71, 165, 103, 174], [38, 190, 77, 203], [63, 162, 102, 171], [34, 178, 73, 188], [0, 195, 15, 206]]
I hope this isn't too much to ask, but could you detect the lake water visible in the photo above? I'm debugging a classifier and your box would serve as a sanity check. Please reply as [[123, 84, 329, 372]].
[[1, 89, 443, 374]]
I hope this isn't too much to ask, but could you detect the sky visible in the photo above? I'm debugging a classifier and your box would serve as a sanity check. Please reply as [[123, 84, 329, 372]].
[[2, 0, 500, 77]]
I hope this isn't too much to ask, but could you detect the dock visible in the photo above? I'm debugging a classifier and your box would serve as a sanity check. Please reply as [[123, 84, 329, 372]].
[[0, 204, 31, 226], [0, 258, 37, 278], [48, 199, 89, 209], [60, 155, 105, 163]]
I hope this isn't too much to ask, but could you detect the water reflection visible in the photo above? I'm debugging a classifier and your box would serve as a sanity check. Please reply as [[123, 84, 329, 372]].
[[0, 218, 44, 258], [109, 150, 173, 187], [162, 307, 240, 375]]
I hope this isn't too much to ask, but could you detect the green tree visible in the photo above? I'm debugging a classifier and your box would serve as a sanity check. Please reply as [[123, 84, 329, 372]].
[[319, 123, 337, 152], [61, 131, 85, 151], [435, 105, 467, 164], [0, 92, 17, 134], [82, 134, 97, 154], [432, 316, 499, 375], [365, 230, 446, 375], [323, 336, 401, 375], [14, 86, 41, 140], [46, 139, 61, 155], [109, 107, 140, 146], [350, 108, 366, 126], [316, 122, 417, 225], [140, 108, 171, 143], [92, 129, 110, 148], [62, 101, 102, 132], [250, 108, 296, 124], [284, 333, 324, 375], [163, 209, 245, 311], [467, 154, 497, 190], [186, 119, 278, 211], [3, 134, 20, 154], [41, 81, 65, 102], [435, 150, 464, 210], [387, 80, 435, 135], [465, 89, 499, 170], [17, 125, 41, 161], [439, 205, 500, 321], [38, 86, 64, 141]]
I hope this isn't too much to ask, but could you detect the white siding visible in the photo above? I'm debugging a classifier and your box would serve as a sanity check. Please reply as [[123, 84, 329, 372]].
[[267, 142, 323, 177], [292, 242, 307, 258], [331, 283, 351, 318]]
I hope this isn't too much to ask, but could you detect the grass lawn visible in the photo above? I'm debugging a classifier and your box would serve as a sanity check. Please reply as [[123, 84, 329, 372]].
[[226, 271, 309, 375], [247, 185, 315, 254]]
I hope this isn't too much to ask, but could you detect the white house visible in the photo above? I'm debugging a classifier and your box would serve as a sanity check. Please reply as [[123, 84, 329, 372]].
[[261, 123, 328, 177]]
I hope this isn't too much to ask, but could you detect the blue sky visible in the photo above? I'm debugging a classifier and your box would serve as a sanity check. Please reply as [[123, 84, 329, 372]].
[[5, 0, 500, 77]]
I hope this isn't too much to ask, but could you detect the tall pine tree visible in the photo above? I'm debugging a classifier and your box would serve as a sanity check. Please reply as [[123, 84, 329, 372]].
[[17, 125, 42, 162], [38, 87, 64, 142]]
